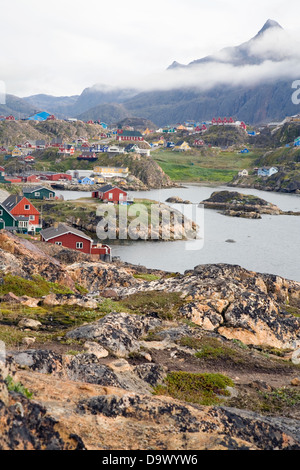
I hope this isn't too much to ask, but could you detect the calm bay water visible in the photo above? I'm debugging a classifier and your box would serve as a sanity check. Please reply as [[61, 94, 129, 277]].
[[58, 185, 300, 282]]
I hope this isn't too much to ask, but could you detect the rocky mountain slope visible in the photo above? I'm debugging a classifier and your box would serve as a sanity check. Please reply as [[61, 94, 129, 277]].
[[0, 231, 299, 450]]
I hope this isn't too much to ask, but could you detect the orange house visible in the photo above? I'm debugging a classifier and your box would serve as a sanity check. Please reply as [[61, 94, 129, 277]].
[[2, 195, 42, 233]]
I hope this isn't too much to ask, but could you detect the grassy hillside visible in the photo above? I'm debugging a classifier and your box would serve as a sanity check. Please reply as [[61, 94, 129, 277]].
[[153, 148, 263, 183]]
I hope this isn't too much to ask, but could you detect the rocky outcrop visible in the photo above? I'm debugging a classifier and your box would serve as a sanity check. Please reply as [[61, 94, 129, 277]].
[[200, 190, 282, 217], [166, 196, 192, 204], [0, 363, 85, 450], [114, 264, 300, 351], [66, 312, 161, 357], [0, 231, 76, 289], [1, 233, 300, 450]]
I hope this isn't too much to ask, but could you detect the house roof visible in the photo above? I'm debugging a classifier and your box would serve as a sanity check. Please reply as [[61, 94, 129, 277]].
[[40, 224, 93, 242], [97, 184, 117, 193], [118, 130, 143, 137], [2, 195, 25, 211], [23, 186, 54, 194], [0, 203, 17, 220]]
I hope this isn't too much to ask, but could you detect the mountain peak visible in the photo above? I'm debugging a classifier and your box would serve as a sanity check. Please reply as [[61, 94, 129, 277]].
[[256, 19, 283, 36]]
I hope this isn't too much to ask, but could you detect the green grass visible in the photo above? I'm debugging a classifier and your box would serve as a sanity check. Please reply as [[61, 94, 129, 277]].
[[118, 291, 185, 320], [153, 148, 262, 183], [0, 274, 74, 298], [133, 273, 161, 282], [5, 375, 33, 399], [153, 371, 234, 406], [179, 336, 243, 362]]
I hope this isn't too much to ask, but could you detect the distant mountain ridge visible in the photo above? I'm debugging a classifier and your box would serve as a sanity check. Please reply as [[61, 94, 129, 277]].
[[171, 19, 285, 68], [6, 19, 300, 126]]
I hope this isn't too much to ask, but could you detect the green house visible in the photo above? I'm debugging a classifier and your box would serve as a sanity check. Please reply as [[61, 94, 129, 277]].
[[22, 186, 55, 200], [0, 204, 25, 232]]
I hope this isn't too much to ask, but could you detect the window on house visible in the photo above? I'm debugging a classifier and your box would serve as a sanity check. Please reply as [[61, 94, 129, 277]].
[[35, 192, 40, 197], [29, 215, 35, 220], [119, 193, 124, 200], [55, 242, 62, 246], [76, 242, 83, 249], [0, 210, 2, 216], [19, 221, 28, 228], [108, 193, 113, 199], [24, 205, 30, 210]]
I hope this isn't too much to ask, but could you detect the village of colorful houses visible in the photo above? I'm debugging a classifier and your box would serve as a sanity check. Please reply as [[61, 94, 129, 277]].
[[1, 110, 296, 259]]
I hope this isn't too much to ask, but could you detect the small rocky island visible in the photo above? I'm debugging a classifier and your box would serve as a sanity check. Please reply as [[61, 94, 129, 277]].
[[200, 190, 282, 219]]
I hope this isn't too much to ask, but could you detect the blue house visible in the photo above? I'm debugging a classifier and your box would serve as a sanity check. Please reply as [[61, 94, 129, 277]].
[[294, 137, 300, 147], [79, 177, 94, 185], [27, 112, 51, 121], [257, 167, 278, 177]]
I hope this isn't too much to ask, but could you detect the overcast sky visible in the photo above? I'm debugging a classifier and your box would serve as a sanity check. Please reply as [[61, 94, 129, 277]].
[[2, 0, 300, 97]]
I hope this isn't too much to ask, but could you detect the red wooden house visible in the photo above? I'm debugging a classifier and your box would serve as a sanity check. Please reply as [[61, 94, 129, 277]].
[[116, 130, 144, 142], [6, 115, 15, 121], [41, 173, 72, 182], [2, 195, 41, 233], [92, 184, 127, 204], [25, 174, 41, 183], [40, 224, 111, 260]]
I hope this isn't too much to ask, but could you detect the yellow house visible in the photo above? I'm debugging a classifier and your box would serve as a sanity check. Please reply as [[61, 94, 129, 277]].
[[12, 148, 23, 157], [152, 139, 164, 146], [94, 176, 106, 184], [173, 141, 191, 152], [93, 166, 129, 178]]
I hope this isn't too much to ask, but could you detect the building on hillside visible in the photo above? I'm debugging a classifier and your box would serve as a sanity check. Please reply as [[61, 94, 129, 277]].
[[50, 137, 64, 147], [67, 170, 93, 180], [172, 141, 191, 152], [27, 112, 51, 121], [257, 167, 278, 177], [40, 173, 72, 182], [24, 155, 35, 163], [58, 145, 75, 155], [2, 195, 41, 234], [93, 176, 106, 184], [4, 176, 23, 184], [0, 203, 28, 232], [93, 166, 129, 178], [79, 176, 94, 185], [24, 174, 41, 183], [116, 130, 144, 142], [23, 186, 56, 200], [294, 137, 300, 146], [77, 152, 98, 162], [12, 148, 23, 158], [40, 224, 111, 261], [238, 169, 249, 177], [194, 139, 205, 147], [92, 185, 127, 204], [124, 143, 151, 156]]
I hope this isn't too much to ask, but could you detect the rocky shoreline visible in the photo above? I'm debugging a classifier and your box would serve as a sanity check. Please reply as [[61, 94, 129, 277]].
[[0, 231, 299, 450], [200, 190, 298, 218]]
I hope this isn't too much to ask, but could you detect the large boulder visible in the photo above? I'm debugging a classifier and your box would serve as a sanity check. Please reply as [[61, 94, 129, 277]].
[[66, 312, 161, 357]]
